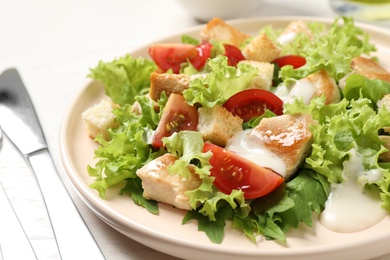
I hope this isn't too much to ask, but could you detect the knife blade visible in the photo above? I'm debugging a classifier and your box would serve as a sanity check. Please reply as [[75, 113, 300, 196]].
[[0, 181, 37, 260], [0, 68, 105, 260]]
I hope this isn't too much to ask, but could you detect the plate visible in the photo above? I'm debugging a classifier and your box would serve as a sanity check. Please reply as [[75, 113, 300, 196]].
[[59, 16, 390, 260]]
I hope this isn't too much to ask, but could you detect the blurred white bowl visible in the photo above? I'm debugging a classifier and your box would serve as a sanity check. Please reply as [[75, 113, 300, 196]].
[[174, 0, 264, 22]]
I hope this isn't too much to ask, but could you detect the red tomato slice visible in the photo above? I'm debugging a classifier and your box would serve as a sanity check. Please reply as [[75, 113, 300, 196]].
[[152, 93, 198, 148], [272, 55, 306, 69], [223, 44, 245, 66], [223, 89, 283, 122], [203, 142, 284, 199], [192, 41, 212, 70], [148, 42, 212, 73]]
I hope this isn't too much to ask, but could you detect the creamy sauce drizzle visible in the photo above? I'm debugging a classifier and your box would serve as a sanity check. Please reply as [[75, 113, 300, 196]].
[[320, 148, 387, 232], [274, 78, 316, 105], [277, 32, 297, 45], [225, 129, 287, 177]]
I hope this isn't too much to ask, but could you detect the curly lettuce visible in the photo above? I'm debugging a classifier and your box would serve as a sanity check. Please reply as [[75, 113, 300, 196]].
[[183, 55, 259, 107], [285, 96, 390, 210], [88, 54, 156, 106], [269, 17, 376, 82]]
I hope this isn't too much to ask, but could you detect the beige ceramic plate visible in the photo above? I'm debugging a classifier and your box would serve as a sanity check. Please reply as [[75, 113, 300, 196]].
[[59, 16, 390, 260]]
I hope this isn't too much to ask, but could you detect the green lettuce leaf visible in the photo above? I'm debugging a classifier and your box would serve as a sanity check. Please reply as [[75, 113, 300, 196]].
[[88, 54, 156, 106], [164, 131, 212, 179], [342, 74, 390, 107], [278, 17, 376, 82], [120, 177, 159, 214], [181, 35, 199, 45], [182, 55, 258, 107], [88, 96, 163, 200], [285, 96, 390, 210], [234, 170, 329, 242], [183, 203, 233, 244]]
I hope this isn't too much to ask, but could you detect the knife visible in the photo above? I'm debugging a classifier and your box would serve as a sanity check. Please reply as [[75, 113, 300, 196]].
[[0, 68, 105, 259], [0, 181, 37, 259]]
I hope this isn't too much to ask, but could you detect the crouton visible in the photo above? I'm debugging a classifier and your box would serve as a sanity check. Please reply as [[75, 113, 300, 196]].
[[200, 17, 251, 47], [149, 72, 191, 101], [351, 56, 390, 83], [379, 135, 390, 162], [81, 99, 119, 141], [277, 20, 313, 45], [252, 113, 315, 179], [377, 94, 390, 110], [378, 94, 390, 133], [306, 69, 341, 104], [136, 153, 201, 210], [242, 33, 281, 62], [197, 105, 243, 147], [149, 72, 207, 101], [284, 69, 340, 105], [239, 60, 274, 90]]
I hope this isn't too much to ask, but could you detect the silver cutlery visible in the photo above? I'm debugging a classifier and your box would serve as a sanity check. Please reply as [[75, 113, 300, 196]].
[[0, 182, 38, 259], [0, 128, 37, 259], [0, 68, 105, 259]]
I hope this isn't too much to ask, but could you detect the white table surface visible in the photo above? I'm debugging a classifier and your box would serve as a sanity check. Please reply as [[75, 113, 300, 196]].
[[0, 0, 389, 259]]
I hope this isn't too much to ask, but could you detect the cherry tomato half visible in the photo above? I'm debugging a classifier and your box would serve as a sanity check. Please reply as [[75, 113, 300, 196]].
[[148, 42, 212, 73], [223, 89, 283, 122], [203, 142, 284, 199], [151, 93, 198, 148], [272, 55, 306, 69], [224, 44, 245, 67]]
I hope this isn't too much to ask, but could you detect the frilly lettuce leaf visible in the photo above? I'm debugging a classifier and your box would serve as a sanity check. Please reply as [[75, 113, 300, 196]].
[[163, 131, 251, 220], [88, 54, 156, 106], [182, 55, 258, 107], [276, 17, 376, 82], [87, 96, 163, 201], [343, 74, 390, 107], [285, 96, 390, 210], [164, 131, 212, 179]]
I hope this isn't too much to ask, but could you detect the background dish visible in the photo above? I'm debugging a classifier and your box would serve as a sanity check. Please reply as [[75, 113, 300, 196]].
[[60, 16, 390, 260]]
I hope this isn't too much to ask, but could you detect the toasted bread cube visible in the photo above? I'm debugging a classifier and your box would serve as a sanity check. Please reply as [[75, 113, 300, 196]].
[[239, 60, 274, 90], [379, 136, 390, 162], [351, 56, 390, 83], [149, 72, 207, 101], [200, 17, 251, 47], [284, 70, 340, 105], [281, 70, 341, 104], [136, 153, 201, 210], [252, 113, 314, 179], [242, 33, 281, 62], [197, 105, 243, 147], [149, 72, 191, 101], [378, 94, 390, 110], [306, 69, 341, 104], [81, 99, 119, 141], [277, 20, 313, 45]]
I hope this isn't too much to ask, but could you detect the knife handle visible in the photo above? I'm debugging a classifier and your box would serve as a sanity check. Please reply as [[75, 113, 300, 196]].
[[0, 182, 37, 259], [27, 149, 105, 260]]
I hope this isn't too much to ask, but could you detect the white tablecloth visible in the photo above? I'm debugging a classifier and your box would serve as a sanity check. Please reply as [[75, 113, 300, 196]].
[[0, 0, 389, 259]]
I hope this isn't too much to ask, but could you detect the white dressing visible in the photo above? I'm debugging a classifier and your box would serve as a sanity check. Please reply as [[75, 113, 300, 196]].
[[273, 83, 291, 103], [225, 129, 287, 177], [276, 32, 297, 45], [288, 78, 316, 105], [274, 78, 316, 105], [320, 149, 387, 232]]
